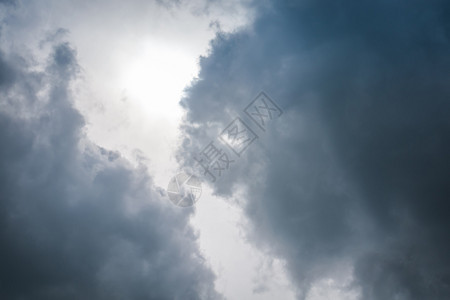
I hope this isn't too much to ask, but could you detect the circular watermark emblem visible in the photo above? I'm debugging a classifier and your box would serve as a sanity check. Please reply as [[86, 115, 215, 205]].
[[167, 173, 202, 207]]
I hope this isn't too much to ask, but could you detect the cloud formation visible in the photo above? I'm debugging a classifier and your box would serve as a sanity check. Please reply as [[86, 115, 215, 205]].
[[179, 0, 450, 298], [0, 36, 220, 300]]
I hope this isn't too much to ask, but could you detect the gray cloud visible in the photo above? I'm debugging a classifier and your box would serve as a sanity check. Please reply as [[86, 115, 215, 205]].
[[0, 38, 221, 299], [179, 0, 450, 298]]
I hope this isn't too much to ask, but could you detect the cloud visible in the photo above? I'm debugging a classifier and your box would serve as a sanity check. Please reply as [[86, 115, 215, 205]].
[[0, 37, 221, 299], [178, 0, 450, 298]]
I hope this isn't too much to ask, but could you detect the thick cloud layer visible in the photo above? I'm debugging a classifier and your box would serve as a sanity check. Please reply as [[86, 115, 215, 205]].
[[0, 38, 220, 299], [179, 0, 450, 299]]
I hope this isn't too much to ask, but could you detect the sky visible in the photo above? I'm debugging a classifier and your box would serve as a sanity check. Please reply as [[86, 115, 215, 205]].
[[0, 0, 449, 300]]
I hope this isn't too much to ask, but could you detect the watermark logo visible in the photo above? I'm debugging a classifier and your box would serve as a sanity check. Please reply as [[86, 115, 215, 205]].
[[167, 173, 202, 207], [219, 117, 258, 157], [244, 91, 283, 131], [167, 91, 283, 207]]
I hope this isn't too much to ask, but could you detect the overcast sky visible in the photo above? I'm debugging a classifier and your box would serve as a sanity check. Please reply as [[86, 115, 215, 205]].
[[1, 0, 449, 300]]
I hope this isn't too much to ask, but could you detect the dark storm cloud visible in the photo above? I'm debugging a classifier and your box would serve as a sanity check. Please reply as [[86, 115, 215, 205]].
[[179, 0, 450, 298], [0, 0, 15, 6], [0, 40, 221, 299]]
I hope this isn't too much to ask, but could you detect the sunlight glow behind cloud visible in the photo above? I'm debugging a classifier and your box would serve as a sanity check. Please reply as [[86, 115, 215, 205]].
[[118, 39, 196, 122]]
